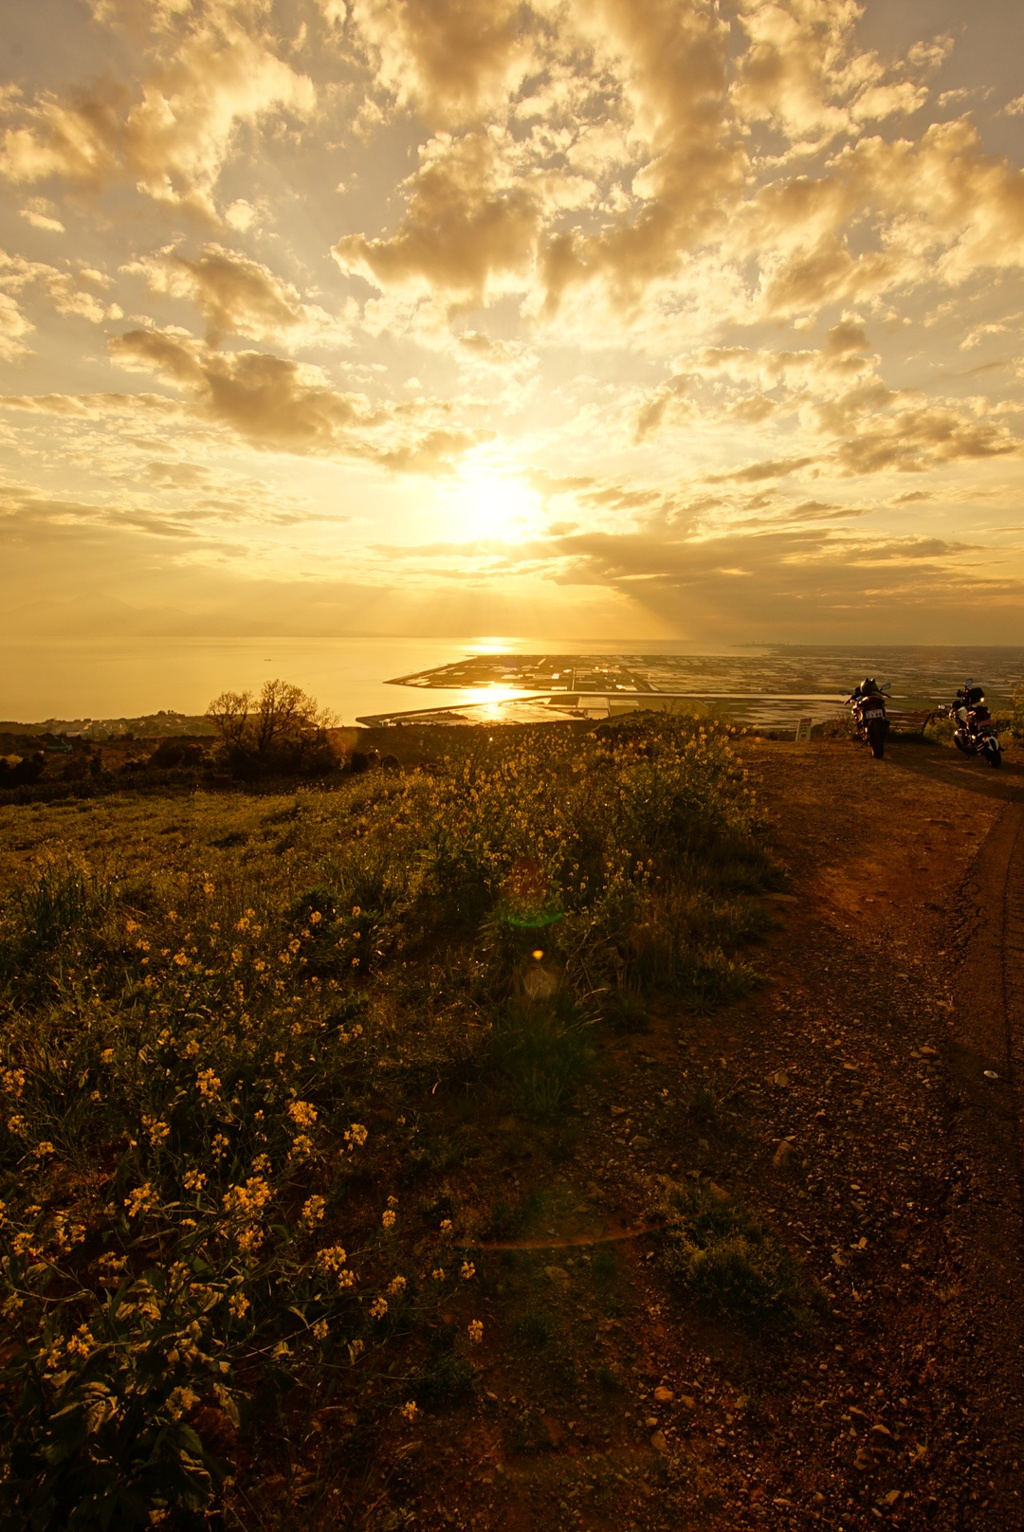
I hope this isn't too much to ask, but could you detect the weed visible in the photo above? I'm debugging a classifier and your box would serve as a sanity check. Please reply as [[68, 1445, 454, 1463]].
[[484, 992, 593, 1118], [603, 982, 648, 1034], [481, 1189, 540, 1242], [660, 1181, 821, 1328]]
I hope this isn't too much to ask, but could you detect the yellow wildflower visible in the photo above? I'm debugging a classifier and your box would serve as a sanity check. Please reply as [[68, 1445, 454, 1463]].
[[124, 1183, 158, 1218], [400, 1401, 418, 1422], [387, 1275, 406, 1297], [197, 1069, 221, 1101], [315, 1244, 348, 1274], [300, 1195, 326, 1229], [368, 1296, 388, 1319], [222, 1177, 272, 1218], [468, 1320, 483, 1344], [381, 1209, 396, 1230], [287, 1099, 317, 1130], [460, 1261, 475, 1280]]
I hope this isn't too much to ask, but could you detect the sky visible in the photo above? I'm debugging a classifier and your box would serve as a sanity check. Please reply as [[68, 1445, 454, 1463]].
[[2, 0, 1024, 645]]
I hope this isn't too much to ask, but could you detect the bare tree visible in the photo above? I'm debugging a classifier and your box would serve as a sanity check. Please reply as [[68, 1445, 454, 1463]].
[[206, 680, 338, 778]]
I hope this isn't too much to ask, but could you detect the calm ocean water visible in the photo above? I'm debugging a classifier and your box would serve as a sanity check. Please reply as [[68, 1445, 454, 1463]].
[[0, 636, 763, 725], [1, 637, 1022, 729]]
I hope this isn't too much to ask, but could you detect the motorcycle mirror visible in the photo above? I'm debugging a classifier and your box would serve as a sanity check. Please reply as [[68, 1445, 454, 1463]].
[[881, 683, 891, 693]]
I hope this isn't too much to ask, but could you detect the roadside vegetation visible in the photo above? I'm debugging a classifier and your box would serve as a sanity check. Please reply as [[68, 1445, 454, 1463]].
[[0, 709, 793, 1527]]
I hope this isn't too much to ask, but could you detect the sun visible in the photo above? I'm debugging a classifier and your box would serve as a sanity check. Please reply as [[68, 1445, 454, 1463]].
[[447, 469, 542, 543]]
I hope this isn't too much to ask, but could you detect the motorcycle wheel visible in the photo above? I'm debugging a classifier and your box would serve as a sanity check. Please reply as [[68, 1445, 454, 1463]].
[[867, 720, 886, 759], [954, 735, 970, 753], [985, 741, 1002, 768]]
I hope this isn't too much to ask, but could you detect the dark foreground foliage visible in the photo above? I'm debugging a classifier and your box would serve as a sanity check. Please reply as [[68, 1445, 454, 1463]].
[[0, 714, 780, 1526]]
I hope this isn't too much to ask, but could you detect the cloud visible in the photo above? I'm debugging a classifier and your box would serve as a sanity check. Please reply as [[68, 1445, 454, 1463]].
[[346, 0, 532, 127], [0, 290, 32, 363], [0, 249, 118, 342], [19, 197, 65, 234], [107, 325, 484, 468], [335, 131, 540, 305], [0, 391, 181, 419], [537, 0, 746, 313], [0, 19, 314, 216], [836, 119, 1024, 285], [709, 455, 817, 484], [521, 517, 1022, 642], [129, 243, 343, 345]]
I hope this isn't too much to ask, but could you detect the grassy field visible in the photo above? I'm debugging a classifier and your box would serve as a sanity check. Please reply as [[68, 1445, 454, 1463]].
[[0, 715, 799, 1529]]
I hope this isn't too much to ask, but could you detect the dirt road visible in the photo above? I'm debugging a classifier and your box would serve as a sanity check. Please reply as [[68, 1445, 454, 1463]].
[[386, 736, 1024, 1532]]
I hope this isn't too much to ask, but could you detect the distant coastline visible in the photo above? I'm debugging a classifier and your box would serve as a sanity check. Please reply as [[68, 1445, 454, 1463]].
[[1, 639, 1023, 736]]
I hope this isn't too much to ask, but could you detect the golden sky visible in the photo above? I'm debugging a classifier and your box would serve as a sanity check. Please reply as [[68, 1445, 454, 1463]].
[[3, 0, 1024, 643]]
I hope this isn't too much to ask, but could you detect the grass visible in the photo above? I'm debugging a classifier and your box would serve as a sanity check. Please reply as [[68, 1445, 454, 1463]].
[[0, 713, 783, 1526]]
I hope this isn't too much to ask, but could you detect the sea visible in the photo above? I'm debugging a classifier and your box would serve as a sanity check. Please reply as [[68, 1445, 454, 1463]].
[[1, 637, 1022, 732]]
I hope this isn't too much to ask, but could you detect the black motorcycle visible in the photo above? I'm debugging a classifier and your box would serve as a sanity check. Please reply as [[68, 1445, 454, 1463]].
[[846, 678, 890, 759], [951, 681, 1002, 768]]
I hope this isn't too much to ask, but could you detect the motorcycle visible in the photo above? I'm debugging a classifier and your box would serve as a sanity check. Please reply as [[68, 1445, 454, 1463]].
[[951, 680, 1002, 768], [846, 678, 890, 759]]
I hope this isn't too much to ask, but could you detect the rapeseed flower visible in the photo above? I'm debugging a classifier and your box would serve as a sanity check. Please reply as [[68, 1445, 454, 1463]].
[[124, 1183, 158, 1218], [301, 1195, 326, 1228]]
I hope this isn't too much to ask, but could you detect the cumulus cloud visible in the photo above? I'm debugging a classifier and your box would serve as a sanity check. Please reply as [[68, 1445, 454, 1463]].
[[346, 0, 532, 127], [335, 131, 540, 305], [128, 243, 345, 345], [0, 18, 314, 216], [107, 325, 484, 469]]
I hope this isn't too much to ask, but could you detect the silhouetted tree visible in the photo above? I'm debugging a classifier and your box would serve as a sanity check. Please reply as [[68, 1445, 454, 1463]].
[[206, 680, 339, 779]]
